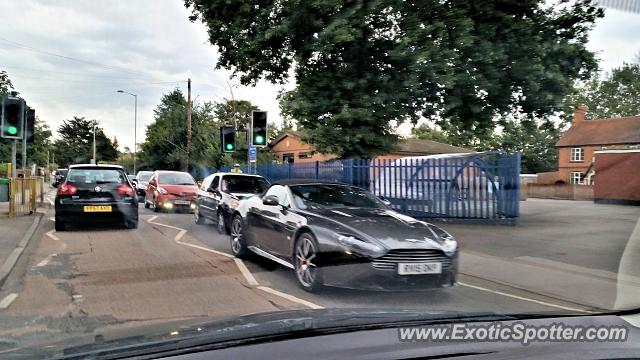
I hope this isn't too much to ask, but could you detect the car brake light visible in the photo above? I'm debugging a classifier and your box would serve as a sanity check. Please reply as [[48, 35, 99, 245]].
[[57, 183, 77, 195], [118, 184, 135, 196]]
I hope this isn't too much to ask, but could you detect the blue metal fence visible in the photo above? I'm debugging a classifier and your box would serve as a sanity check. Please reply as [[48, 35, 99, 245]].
[[220, 152, 520, 222]]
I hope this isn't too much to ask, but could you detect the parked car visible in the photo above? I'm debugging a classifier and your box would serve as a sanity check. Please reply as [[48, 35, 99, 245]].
[[229, 179, 458, 292], [54, 164, 138, 231], [52, 168, 68, 187], [134, 170, 154, 199], [194, 173, 269, 234], [144, 170, 198, 212]]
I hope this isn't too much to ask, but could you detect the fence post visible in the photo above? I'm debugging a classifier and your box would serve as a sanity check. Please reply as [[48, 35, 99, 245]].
[[287, 162, 292, 179], [315, 161, 319, 179]]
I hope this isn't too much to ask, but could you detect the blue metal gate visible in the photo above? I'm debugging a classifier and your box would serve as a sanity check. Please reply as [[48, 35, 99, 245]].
[[219, 152, 520, 223]]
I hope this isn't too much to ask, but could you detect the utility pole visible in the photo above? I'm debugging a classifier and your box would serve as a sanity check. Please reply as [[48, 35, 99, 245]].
[[186, 78, 192, 173], [93, 121, 97, 164]]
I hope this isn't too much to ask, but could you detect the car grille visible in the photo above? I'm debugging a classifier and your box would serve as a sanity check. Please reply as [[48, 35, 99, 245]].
[[371, 249, 451, 271], [169, 192, 196, 197]]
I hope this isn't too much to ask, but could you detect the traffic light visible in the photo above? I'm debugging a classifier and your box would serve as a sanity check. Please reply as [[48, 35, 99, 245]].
[[1, 96, 25, 139], [220, 125, 236, 153], [251, 111, 267, 147], [25, 108, 35, 142]]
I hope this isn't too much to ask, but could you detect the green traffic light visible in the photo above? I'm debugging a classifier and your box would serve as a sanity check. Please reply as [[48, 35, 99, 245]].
[[226, 143, 234, 151], [7, 126, 17, 135], [255, 135, 264, 144]]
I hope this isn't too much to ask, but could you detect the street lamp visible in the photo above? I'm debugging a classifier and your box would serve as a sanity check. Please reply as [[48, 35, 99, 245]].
[[117, 90, 138, 174]]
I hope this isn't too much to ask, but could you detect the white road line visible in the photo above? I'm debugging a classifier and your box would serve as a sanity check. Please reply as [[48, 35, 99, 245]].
[[234, 258, 259, 286], [47, 198, 54, 206], [176, 241, 235, 259], [0, 293, 18, 309], [174, 230, 187, 242], [257, 286, 324, 309], [36, 253, 56, 267], [459, 282, 595, 314], [45, 230, 60, 241], [147, 215, 158, 223]]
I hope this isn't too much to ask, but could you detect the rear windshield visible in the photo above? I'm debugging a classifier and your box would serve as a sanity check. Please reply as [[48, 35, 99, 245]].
[[137, 172, 153, 181], [221, 175, 269, 194], [66, 169, 127, 185], [158, 172, 195, 185]]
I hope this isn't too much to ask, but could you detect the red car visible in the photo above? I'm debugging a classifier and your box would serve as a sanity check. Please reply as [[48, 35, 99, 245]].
[[144, 171, 198, 212]]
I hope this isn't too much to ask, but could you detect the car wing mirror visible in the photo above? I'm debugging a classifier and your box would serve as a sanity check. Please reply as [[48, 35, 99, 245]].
[[378, 195, 392, 207], [262, 195, 279, 206]]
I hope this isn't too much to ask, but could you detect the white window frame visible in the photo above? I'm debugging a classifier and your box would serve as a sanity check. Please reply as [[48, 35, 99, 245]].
[[570, 147, 584, 162], [570, 172, 582, 185]]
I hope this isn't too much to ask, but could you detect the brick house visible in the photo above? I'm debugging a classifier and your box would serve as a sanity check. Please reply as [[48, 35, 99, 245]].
[[555, 107, 640, 185], [269, 131, 469, 163]]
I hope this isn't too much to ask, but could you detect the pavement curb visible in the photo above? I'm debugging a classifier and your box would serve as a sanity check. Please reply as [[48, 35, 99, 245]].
[[0, 213, 43, 289]]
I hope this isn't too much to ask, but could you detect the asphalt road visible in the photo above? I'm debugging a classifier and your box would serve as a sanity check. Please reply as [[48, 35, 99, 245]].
[[0, 203, 600, 349]]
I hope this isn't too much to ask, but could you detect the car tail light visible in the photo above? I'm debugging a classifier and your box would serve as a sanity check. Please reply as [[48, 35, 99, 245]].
[[118, 184, 135, 196], [57, 183, 77, 195]]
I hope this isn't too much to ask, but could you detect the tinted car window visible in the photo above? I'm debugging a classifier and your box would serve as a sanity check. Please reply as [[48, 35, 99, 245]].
[[222, 175, 268, 194], [211, 176, 220, 191], [158, 172, 195, 185], [66, 169, 127, 185], [290, 184, 382, 209]]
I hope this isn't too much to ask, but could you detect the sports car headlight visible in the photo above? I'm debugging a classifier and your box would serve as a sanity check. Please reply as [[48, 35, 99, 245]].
[[441, 238, 457, 256], [335, 234, 385, 257]]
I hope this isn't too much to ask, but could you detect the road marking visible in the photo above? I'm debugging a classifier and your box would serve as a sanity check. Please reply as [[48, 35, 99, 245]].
[[459, 282, 595, 314], [47, 197, 54, 206], [147, 215, 158, 222], [148, 217, 322, 310], [257, 286, 324, 309], [36, 253, 56, 267], [45, 230, 60, 241], [174, 230, 187, 242], [0, 293, 18, 309], [235, 258, 258, 286]]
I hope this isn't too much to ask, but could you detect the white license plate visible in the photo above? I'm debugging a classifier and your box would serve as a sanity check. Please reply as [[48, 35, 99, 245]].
[[397, 262, 442, 275], [173, 200, 190, 205]]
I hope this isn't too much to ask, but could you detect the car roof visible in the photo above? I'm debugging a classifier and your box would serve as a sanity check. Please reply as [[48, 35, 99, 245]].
[[208, 172, 265, 178], [271, 179, 348, 186], [69, 164, 123, 170], [154, 170, 191, 174]]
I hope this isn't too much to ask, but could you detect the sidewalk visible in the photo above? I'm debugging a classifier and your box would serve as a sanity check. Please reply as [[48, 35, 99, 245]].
[[0, 214, 43, 288]]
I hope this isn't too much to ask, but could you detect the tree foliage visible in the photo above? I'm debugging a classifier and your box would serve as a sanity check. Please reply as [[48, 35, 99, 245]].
[[53, 117, 119, 168], [564, 63, 640, 121], [185, 0, 603, 156], [138, 89, 225, 176]]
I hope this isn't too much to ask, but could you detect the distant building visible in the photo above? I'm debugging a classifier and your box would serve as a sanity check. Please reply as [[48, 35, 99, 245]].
[[269, 131, 469, 163], [555, 106, 640, 185]]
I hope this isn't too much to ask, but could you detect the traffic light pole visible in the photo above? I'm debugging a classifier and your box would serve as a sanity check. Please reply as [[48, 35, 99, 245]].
[[11, 140, 16, 177], [21, 136, 27, 175]]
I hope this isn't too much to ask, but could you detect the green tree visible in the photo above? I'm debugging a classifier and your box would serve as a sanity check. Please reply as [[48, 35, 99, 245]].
[[53, 117, 119, 167], [0, 70, 14, 163], [138, 89, 224, 176], [564, 63, 640, 121], [410, 124, 451, 144], [186, 0, 603, 156], [25, 117, 54, 167]]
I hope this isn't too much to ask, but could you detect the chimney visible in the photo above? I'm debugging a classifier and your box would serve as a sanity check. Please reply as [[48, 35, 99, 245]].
[[573, 104, 587, 125]]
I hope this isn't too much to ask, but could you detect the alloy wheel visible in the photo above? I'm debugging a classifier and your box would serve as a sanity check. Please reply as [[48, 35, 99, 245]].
[[230, 217, 244, 256], [295, 236, 318, 288]]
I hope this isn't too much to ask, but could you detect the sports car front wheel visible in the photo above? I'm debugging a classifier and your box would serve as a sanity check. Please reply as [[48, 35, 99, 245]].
[[294, 233, 323, 292], [230, 215, 248, 258]]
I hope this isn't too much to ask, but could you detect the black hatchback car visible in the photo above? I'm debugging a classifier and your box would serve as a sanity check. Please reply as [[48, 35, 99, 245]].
[[54, 164, 139, 231]]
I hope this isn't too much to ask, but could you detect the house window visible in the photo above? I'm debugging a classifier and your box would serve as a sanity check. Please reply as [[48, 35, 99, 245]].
[[570, 148, 584, 162], [298, 152, 310, 159], [283, 153, 294, 163], [570, 172, 582, 184]]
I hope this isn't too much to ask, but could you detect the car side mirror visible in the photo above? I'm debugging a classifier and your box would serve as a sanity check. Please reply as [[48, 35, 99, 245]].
[[262, 195, 279, 206], [378, 195, 392, 207]]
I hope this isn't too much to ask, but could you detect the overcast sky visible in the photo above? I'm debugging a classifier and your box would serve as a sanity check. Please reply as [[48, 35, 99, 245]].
[[1, 1, 639, 150]]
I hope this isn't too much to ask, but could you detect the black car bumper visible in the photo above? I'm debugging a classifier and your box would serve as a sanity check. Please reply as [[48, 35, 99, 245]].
[[321, 252, 458, 291], [55, 201, 138, 223]]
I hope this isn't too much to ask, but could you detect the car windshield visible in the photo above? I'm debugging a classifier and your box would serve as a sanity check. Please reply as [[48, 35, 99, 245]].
[[137, 172, 153, 182], [159, 172, 195, 185], [2, 1, 640, 358], [66, 168, 127, 184], [290, 184, 383, 209], [223, 175, 269, 194]]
